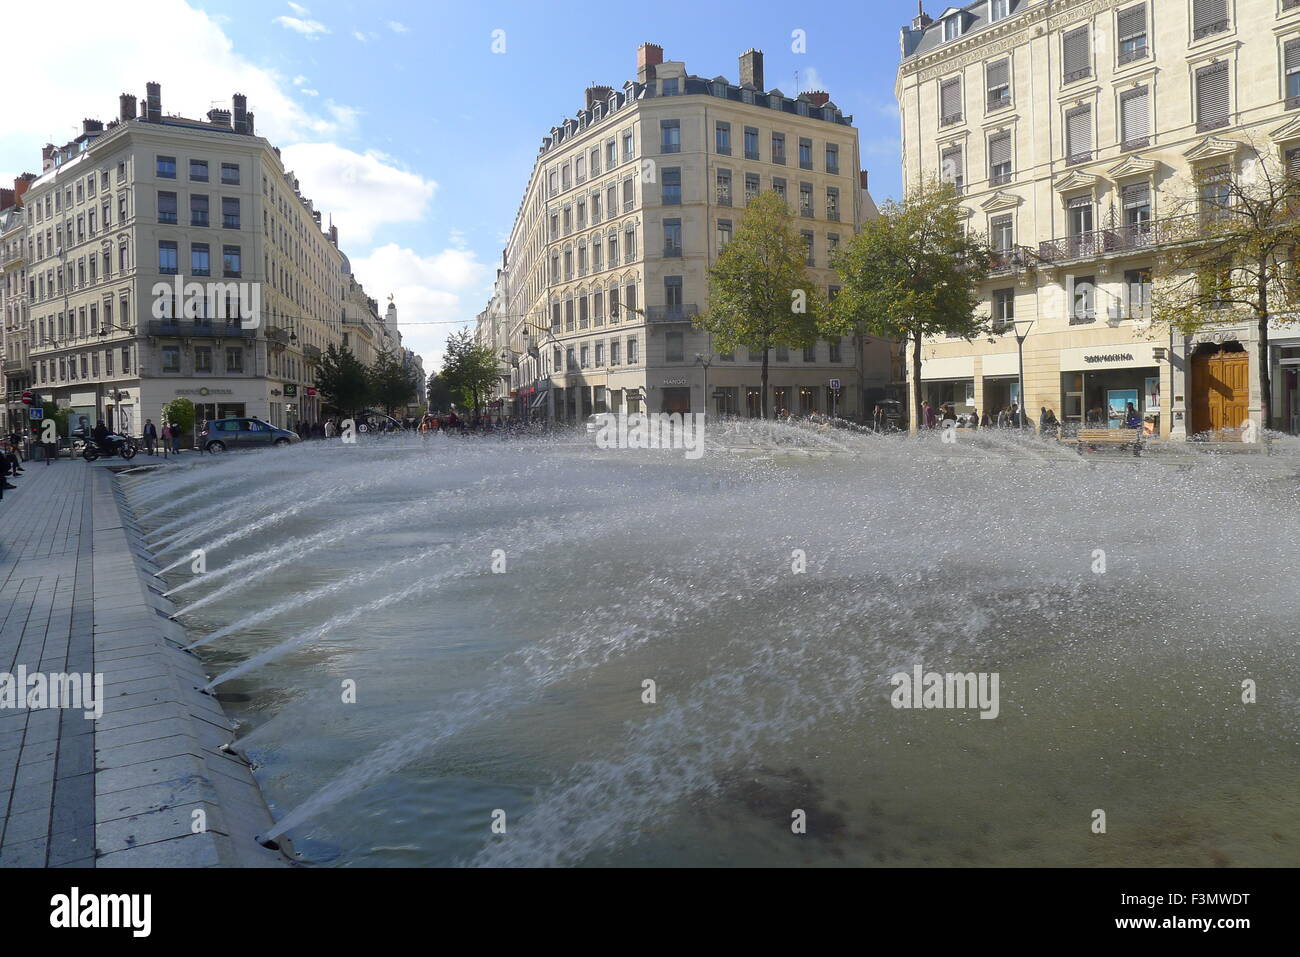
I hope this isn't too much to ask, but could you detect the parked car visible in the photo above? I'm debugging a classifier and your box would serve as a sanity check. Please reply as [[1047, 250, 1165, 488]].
[[200, 417, 300, 452], [353, 410, 404, 433]]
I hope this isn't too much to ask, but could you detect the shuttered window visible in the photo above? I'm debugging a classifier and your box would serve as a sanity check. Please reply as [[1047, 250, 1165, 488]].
[[1196, 62, 1230, 131], [1120, 87, 1150, 146], [1066, 106, 1092, 162], [941, 146, 964, 190], [986, 58, 1011, 109], [1192, 0, 1229, 39], [940, 77, 963, 125], [989, 133, 1012, 183], [1117, 4, 1148, 64], [1286, 40, 1300, 106], [1062, 27, 1091, 83], [1287, 148, 1300, 179]]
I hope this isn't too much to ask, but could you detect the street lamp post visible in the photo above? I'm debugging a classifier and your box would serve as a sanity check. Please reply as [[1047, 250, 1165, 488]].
[[694, 352, 713, 420], [1011, 318, 1035, 430]]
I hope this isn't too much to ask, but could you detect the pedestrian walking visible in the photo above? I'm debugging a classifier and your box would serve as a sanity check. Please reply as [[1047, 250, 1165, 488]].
[[169, 422, 181, 455], [143, 418, 158, 455]]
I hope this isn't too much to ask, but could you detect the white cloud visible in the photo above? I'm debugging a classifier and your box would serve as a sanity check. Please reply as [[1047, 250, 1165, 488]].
[[279, 144, 436, 245], [350, 244, 489, 373], [0, 0, 359, 169], [386, 21, 410, 33], [287, 1, 309, 14], [274, 15, 329, 36], [352, 29, 378, 43]]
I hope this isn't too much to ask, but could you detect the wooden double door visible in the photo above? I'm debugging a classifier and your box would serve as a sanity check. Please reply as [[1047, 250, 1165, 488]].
[[1190, 348, 1250, 434]]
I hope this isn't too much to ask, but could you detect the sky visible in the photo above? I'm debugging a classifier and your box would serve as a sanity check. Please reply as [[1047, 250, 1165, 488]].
[[0, 0, 913, 374]]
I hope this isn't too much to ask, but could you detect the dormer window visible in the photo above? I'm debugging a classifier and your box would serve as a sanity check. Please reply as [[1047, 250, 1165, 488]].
[[944, 16, 963, 42], [661, 77, 679, 96], [990, 0, 1010, 23]]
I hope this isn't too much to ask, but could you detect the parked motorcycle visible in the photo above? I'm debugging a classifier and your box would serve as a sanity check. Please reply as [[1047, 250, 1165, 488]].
[[81, 432, 138, 462]]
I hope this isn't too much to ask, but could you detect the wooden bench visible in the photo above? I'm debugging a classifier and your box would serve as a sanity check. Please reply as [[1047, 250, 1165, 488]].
[[1074, 428, 1144, 456]]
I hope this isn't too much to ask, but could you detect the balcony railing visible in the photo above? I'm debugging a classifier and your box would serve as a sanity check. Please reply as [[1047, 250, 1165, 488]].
[[1064, 67, 1092, 84], [1193, 19, 1230, 40], [266, 326, 291, 346], [303, 343, 322, 361], [940, 112, 964, 127], [1117, 45, 1148, 66], [148, 319, 254, 338], [1121, 137, 1150, 152], [987, 93, 1012, 112], [1197, 117, 1230, 133], [1065, 150, 1093, 167], [1036, 213, 1215, 264], [989, 246, 1034, 276], [645, 304, 699, 323]]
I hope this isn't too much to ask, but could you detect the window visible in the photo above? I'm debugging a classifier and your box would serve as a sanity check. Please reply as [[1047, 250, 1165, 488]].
[[575, 155, 586, 183], [190, 159, 208, 182], [989, 132, 1012, 185], [188, 194, 208, 227], [1199, 165, 1232, 220], [161, 345, 181, 372], [625, 226, 637, 261], [992, 288, 1015, 329], [226, 346, 244, 372], [941, 146, 964, 192], [1287, 40, 1300, 110], [940, 77, 963, 126], [744, 127, 759, 160], [1062, 27, 1092, 83], [666, 331, 684, 362], [799, 182, 813, 217], [1065, 105, 1093, 164], [158, 191, 177, 224], [156, 156, 176, 178], [943, 15, 962, 42], [580, 296, 589, 328], [745, 173, 760, 204], [192, 243, 210, 276], [825, 143, 839, 173], [1195, 62, 1230, 132], [194, 346, 213, 373], [610, 340, 620, 365], [627, 336, 638, 364], [772, 132, 786, 164], [661, 119, 681, 153], [551, 302, 561, 329], [661, 77, 679, 96], [159, 240, 178, 274], [1071, 275, 1096, 322], [826, 187, 840, 221], [595, 342, 605, 366], [566, 346, 576, 370], [987, 59, 1011, 111], [802, 231, 814, 266], [716, 121, 731, 155], [1117, 4, 1148, 65], [622, 177, 635, 211], [717, 219, 733, 249], [990, 0, 1010, 22], [623, 130, 634, 159], [565, 299, 575, 330], [803, 344, 816, 362], [716, 168, 732, 206], [221, 163, 240, 185], [991, 214, 1014, 254], [610, 287, 620, 321], [662, 167, 681, 204], [1068, 195, 1095, 238], [1192, 0, 1229, 40], [625, 284, 637, 318], [222, 245, 241, 278], [594, 291, 604, 323], [1120, 86, 1150, 148], [664, 219, 682, 257], [799, 138, 812, 169], [606, 139, 617, 168], [829, 340, 842, 362]]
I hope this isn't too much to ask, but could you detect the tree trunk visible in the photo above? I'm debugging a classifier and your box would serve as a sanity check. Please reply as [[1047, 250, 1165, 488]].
[[761, 346, 770, 419], [1258, 310, 1271, 432], [854, 330, 864, 423], [910, 328, 924, 434]]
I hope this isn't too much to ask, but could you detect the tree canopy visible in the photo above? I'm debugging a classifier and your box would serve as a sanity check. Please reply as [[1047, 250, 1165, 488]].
[[367, 345, 419, 415], [315, 343, 370, 418], [440, 329, 502, 415]]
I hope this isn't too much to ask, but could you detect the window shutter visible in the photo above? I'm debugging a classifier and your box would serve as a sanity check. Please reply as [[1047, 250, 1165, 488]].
[[1063, 27, 1090, 79], [1120, 87, 1149, 142], [1287, 39, 1300, 77], [940, 77, 962, 119], [1066, 107, 1092, 157], [1196, 63, 1230, 128], [1123, 182, 1150, 208], [942, 146, 964, 183], [1192, 0, 1227, 30], [1117, 4, 1146, 42], [1287, 148, 1300, 179], [989, 133, 1012, 168], [986, 59, 1009, 92]]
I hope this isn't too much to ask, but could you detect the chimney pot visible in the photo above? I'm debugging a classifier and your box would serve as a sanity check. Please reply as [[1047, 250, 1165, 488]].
[[860, 170, 870, 190], [233, 93, 248, 133], [805, 90, 830, 107], [119, 93, 137, 122], [145, 81, 162, 122], [739, 48, 765, 91], [637, 42, 663, 82]]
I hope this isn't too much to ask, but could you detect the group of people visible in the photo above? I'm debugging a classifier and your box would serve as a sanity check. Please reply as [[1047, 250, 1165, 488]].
[[918, 400, 1065, 435], [1, 430, 26, 490], [139, 419, 184, 456]]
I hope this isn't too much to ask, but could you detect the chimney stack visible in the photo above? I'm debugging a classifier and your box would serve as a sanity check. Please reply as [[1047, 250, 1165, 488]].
[[145, 81, 161, 122], [232, 93, 248, 133], [912, 2, 933, 29], [585, 84, 614, 111], [859, 170, 870, 191], [41, 144, 55, 171], [207, 108, 231, 127], [246, 112, 255, 134], [805, 90, 830, 107], [119, 93, 137, 121], [636, 42, 663, 82], [739, 49, 765, 91], [81, 118, 104, 136]]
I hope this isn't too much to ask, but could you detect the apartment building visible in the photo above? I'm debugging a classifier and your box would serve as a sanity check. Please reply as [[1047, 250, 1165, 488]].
[[341, 261, 385, 368], [898, 0, 1300, 435], [16, 82, 351, 435], [1, 174, 36, 430], [497, 43, 890, 423]]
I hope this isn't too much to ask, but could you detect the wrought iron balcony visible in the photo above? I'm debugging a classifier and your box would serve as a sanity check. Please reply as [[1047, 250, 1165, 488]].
[[1117, 46, 1148, 66], [1036, 214, 1214, 265], [645, 304, 699, 324], [147, 319, 255, 338], [988, 246, 1034, 276], [1193, 19, 1229, 40], [303, 343, 322, 361]]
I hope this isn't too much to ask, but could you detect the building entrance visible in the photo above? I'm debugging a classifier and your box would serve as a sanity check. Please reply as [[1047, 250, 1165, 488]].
[[1190, 343, 1249, 434]]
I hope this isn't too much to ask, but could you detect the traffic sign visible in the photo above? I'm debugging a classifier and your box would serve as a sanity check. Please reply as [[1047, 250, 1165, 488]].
[[28, 408, 43, 420], [21, 391, 33, 406], [829, 378, 841, 391]]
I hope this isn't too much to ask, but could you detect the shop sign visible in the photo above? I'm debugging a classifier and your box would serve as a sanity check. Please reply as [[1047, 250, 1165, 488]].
[[284, 384, 298, 397], [175, 387, 234, 396], [662, 378, 688, 386], [1084, 352, 1136, 364]]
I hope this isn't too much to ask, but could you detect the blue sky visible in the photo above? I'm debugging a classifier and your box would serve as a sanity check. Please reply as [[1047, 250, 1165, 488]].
[[1, 0, 913, 373]]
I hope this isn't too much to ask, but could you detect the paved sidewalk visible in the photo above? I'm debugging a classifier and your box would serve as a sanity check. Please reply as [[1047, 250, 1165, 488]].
[[0, 458, 284, 867]]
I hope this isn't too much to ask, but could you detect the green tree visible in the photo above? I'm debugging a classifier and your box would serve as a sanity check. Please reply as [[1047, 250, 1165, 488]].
[[1150, 139, 1300, 432], [696, 190, 823, 419], [426, 373, 455, 412], [162, 397, 196, 435], [830, 178, 993, 431], [367, 346, 419, 415], [440, 329, 501, 415], [316, 343, 370, 418]]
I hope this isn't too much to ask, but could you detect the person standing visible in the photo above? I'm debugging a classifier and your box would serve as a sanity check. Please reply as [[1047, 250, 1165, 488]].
[[143, 418, 158, 455], [922, 401, 935, 430], [169, 422, 181, 455]]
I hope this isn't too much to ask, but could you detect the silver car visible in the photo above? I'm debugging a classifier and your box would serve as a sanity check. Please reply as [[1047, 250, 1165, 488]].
[[201, 417, 300, 452]]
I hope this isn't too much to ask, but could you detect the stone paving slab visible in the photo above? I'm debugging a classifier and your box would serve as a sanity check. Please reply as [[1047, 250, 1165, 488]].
[[0, 460, 285, 867]]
